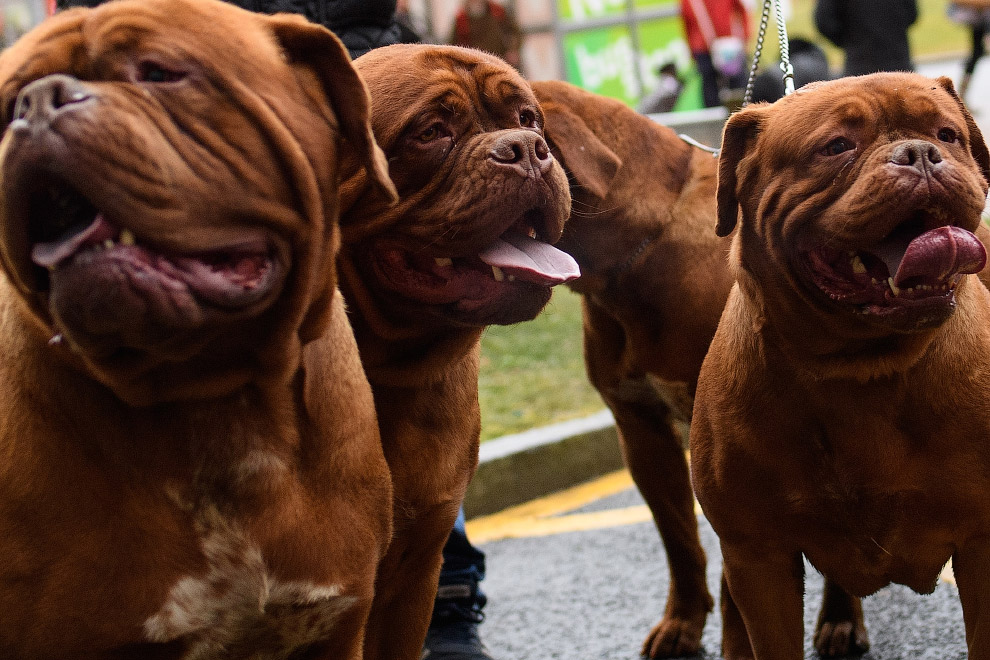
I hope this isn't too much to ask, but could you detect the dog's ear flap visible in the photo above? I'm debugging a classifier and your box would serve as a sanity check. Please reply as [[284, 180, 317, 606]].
[[935, 77, 990, 185], [541, 103, 622, 200], [716, 108, 764, 237], [268, 16, 398, 205]]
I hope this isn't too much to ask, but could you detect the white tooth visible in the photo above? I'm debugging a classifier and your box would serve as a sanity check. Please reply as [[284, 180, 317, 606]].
[[492, 266, 505, 282], [120, 229, 136, 246], [888, 277, 901, 296], [508, 274, 516, 282], [434, 257, 452, 267], [103, 239, 114, 249], [48, 334, 63, 346], [851, 255, 866, 274]]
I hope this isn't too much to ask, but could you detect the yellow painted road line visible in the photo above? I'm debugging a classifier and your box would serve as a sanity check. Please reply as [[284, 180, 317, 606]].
[[468, 505, 653, 543], [466, 469, 703, 544], [466, 467, 960, 589], [466, 469, 635, 544]]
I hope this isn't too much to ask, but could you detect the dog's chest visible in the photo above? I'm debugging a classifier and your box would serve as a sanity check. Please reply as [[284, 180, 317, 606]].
[[789, 450, 966, 595], [143, 501, 355, 659], [798, 489, 956, 595]]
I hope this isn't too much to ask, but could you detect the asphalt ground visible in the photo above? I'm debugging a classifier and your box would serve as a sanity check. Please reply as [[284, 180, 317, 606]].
[[460, 55, 990, 660], [468, 471, 966, 660]]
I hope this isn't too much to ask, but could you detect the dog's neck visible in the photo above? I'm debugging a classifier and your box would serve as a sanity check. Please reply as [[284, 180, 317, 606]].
[[337, 254, 483, 387], [733, 269, 962, 383]]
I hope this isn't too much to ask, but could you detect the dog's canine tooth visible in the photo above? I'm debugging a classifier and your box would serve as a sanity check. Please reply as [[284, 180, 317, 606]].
[[120, 230, 136, 246], [492, 266, 505, 282], [888, 277, 901, 296], [434, 257, 452, 267], [851, 255, 867, 274], [103, 239, 114, 250]]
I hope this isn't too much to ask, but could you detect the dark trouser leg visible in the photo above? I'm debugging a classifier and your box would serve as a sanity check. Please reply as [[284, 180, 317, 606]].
[[424, 508, 495, 660]]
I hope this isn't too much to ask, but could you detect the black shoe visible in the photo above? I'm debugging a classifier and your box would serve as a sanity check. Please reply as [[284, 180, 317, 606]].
[[422, 618, 496, 660]]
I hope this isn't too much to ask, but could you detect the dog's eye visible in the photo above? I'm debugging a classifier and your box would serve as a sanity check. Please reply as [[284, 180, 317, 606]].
[[937, 127, 958, 143], [137, 61, 187, 84], [821, 138, 854, 157], [519, 109, 537, 128], [417, 123, 444, 142]]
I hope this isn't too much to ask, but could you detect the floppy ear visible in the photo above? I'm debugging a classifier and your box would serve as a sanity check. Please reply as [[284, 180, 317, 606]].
[[716, 108, 764, 237], [936, 76, 990, 185], [269, 16, 398, 204], [542, 102, 622, 200]]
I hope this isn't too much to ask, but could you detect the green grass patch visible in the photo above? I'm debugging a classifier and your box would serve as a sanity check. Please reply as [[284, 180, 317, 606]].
[[478, 287, 604, 442]]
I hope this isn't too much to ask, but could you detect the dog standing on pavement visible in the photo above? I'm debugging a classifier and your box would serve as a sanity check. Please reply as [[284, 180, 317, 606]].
[[691, 72, 990, 659], [338, 44, 577, 660], [0, 1, 397, 657], [533, 79, 879, 658]]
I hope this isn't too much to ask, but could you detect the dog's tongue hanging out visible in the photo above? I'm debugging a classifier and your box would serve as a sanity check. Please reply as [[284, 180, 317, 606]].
[[478, 233, 580, 284], [876, 226, 986, 287]]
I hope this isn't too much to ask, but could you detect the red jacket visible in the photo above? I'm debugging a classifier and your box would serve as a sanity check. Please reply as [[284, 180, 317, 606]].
[[680, 0, 750, 54]]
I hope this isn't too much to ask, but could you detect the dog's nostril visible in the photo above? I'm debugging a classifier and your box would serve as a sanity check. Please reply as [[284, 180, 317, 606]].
[[491, 140, 524, 164], [535, 138, 550, 161], [891, 140, 942, 169], [14, 74, 92, 123]]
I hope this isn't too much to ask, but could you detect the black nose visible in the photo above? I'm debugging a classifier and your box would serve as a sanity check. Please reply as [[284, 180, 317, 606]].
[[488, 131, 554, 178], [13, 74, 94, 125], [890, 140, 943, 172]]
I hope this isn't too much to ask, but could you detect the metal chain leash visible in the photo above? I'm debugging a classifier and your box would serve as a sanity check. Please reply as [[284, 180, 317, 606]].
[[742, 0, 795, 107]]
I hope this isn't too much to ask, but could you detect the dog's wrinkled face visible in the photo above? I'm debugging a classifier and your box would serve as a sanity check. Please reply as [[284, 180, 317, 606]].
[[342, 44, 576, 328], [0, 0, 393, 404], [718, 73, 990, 332]]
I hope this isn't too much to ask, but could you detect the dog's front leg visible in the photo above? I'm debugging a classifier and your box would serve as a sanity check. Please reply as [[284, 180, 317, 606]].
[[721, 545, 805, 660], [953, 540, 990, 659]]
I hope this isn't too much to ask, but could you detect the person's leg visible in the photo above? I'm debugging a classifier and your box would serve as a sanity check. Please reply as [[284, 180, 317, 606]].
[[961, 23, 986, 99], [423, 508, 497, 660], [693, 52, 721, 108]]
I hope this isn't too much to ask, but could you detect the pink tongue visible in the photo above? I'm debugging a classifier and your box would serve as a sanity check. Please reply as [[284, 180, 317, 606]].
[[31, 215, 115, 268], [891, 225, 986, 285], [477, 233, 581, 284]]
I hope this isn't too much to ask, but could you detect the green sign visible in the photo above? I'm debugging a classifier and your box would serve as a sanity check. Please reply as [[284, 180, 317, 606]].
[[556, 0, 676, 19], [561, 15, 703, 111], [556, 0, 627, 21]]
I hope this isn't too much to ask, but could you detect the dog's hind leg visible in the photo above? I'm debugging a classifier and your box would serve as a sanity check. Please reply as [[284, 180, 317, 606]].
[[582, 300, 713, 658], [813, 579, 869, 657], [953, 542, 990, 660]]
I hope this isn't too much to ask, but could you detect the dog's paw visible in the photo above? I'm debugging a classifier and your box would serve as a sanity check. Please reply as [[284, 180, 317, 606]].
[[639, 613, 705, 658], [813, 619, 870, 657]]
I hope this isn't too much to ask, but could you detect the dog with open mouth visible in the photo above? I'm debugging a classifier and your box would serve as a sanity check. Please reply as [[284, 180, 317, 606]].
[[337, 44, 577, 660], [690, 72, 990, 659], [0, 0, 397, 658], [532, 78, 886, 659]]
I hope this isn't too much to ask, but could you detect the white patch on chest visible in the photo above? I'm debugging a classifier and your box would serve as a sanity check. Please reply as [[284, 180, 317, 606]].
[[144, 506, 354, 659]]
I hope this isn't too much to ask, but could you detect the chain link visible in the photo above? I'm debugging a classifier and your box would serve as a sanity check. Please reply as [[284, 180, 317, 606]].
[[742, 0, 794, 107]]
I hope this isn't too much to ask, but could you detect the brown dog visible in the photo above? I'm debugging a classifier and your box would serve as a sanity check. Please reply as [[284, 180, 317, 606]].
[[337, 44, 576, 660], [534, 79, 876, 658], [0, 1, 397, 658], [691, 72, 990, 659]]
